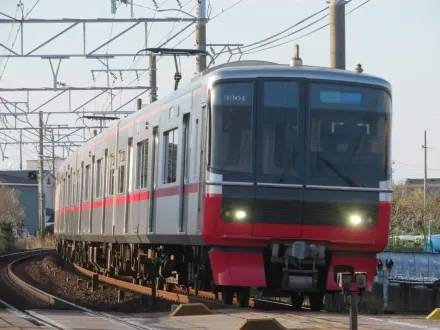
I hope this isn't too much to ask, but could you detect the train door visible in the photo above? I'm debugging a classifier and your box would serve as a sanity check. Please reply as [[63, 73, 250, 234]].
[[148, 126, 159, 233], [252, 79, 305, 238], [179, 113, 190, 233]]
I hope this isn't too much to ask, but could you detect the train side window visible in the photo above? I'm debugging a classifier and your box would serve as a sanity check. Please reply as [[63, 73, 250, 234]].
[[118, 150, 125, 194], [136, 139, 149, 189], [84, 165, 90, 201], [163, 128, 178, 184], [63, 178, 66, 207], [76, 170, 80, 203], [72, 172, 76, 205], [96, 159, 102, 198], [108, 154, 115, 196], [67, 175, 71, 206]]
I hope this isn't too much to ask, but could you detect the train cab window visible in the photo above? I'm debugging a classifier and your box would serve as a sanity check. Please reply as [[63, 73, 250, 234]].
[[258, 81, 300, 182], [109, 154, 115, 196], [163, 128, 178, 184], [308, 83, 391, 183], [84, 165, 90, 201], [118, 151, 125, 194], [209, 82, 253, 176], [136, 139, 149, 189]]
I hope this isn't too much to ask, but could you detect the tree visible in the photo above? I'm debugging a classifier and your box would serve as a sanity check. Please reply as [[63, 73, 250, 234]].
[[0, 183, 25, 250], [391, 183, 440, 240]]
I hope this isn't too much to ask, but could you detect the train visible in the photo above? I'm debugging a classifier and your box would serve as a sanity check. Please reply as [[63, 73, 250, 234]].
[[54, 59, 393, 311]]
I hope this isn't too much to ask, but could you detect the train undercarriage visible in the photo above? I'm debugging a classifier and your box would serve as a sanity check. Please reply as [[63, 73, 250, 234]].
[[56, 239, 332, 311]]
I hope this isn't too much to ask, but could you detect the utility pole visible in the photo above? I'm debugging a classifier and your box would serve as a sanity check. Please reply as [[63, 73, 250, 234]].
[[51, 130, 55, 175], [195, 0, 207, 73], [19, 130, 22, 170], [329, 0, 346, 69], [149, 55, 157, 103], [38, 111, 46, 237]]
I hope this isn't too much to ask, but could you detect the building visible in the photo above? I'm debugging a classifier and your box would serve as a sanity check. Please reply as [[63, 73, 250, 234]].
[[0, 170, 55, 235], [26, 157, 65, 175], [403, 178, 440, 196]]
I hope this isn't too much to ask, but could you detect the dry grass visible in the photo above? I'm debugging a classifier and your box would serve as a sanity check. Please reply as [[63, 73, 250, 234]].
[[26, 235, 56, 249]]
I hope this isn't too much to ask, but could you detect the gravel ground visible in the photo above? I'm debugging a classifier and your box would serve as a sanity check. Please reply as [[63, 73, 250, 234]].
[[18, 254, 174, 313]]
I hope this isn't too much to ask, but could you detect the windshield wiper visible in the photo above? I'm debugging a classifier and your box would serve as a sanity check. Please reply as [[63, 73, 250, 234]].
[[317, 154, 358, 187]]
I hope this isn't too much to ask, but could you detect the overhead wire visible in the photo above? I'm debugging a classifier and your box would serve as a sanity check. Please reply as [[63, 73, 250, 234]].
[[105, 0, 247, 107], [0, 0, 41, 81], [238, 0, 371, 56], [100, 0, 196, 110], [0, 4, 20, 72]]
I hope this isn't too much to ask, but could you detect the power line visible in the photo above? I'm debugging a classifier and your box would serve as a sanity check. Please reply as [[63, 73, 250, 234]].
[[241, 6, 329, 51], [238, 0, 371, 56], [0, 0, 43, 80], [100, 1, 197, 109]]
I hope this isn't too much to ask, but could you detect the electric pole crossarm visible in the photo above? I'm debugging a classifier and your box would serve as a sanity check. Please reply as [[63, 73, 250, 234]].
[[0, 17, 196, 23], [0, 86, 151, 92], [0, 16, 196, 59], [0, 111, 135, 116]]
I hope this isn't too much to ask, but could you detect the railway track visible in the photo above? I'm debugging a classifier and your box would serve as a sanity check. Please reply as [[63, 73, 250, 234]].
[[3, 250, 163, 330], [72, 261, 301, 312], [4, 251, 378, 330]]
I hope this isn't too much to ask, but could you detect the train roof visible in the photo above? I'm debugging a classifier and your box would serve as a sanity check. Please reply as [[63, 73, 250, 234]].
[[62, 60, 391, 167], [195, 60, 392, 92]]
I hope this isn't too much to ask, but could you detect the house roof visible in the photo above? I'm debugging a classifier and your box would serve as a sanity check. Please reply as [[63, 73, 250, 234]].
[[0, 170, 52, 185]]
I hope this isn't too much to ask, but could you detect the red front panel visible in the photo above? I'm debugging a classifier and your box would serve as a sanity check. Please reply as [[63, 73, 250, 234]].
[[202, 193, 391, 254], [208, 250, 267, 287]]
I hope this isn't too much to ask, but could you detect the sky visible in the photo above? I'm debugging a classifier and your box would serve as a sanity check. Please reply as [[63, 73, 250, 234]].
[[0, 0, 439, 184]]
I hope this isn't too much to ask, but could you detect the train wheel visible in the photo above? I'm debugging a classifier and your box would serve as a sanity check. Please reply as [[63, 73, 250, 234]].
[[290, 292, 305, 310], [221, 287, 234, 305], [237, 287, 251, 308], [309, 292, 324, 311]]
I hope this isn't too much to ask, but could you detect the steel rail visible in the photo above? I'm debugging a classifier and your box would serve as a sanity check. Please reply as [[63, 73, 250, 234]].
[[0, 249, 64, 329], [73, 261, 297, 311], [7, 252, 159, 330]]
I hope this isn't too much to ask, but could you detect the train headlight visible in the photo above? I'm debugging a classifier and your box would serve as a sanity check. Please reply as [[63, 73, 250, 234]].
[[221, 209, 248, 221], [349, 214, 362, 226], [234, 210, 247, 220]]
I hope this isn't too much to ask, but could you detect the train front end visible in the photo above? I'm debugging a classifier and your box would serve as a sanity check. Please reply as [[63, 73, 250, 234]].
[[201, 66, 392, 307]]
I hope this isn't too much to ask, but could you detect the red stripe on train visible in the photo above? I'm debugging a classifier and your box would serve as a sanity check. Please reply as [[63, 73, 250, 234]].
[[55, 183, 198, 216]]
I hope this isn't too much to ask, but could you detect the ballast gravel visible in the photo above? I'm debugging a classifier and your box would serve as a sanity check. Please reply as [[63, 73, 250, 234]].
[[18, 254, 173, 313]]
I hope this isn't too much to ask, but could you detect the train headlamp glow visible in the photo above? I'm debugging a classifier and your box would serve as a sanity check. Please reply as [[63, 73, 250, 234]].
[[349, 214, 362, 226], [234, 210, 246, 220], [222, 209, 247, 221]]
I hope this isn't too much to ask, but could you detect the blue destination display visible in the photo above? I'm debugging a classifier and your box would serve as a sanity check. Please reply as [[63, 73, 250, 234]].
[[320, 91, 363, 104]]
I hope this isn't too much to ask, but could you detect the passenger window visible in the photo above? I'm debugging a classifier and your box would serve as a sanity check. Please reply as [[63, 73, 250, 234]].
[[163, 128, 178, 184], [96, 159, 102, 198], [84, 165, 90, 201], [136, 139, 149, 189], [118, 151, 125, 194], [109, 154, 115, 196]]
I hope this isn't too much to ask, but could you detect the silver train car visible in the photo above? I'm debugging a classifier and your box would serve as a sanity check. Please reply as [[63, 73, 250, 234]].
[[55, 60, 392, 310]]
